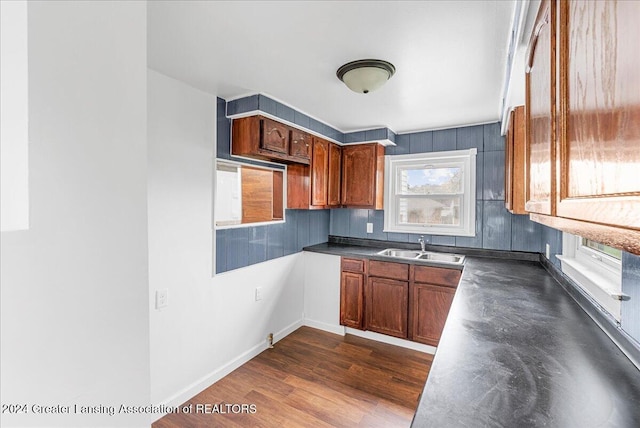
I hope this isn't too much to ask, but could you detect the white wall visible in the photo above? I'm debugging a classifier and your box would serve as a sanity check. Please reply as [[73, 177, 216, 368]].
[[0, 2, 150, 427], [147, 70, 305, 410], [0, 0, 29, 231], [303, 252, 343, 334]]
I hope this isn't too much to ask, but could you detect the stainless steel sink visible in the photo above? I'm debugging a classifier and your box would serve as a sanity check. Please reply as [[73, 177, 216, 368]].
[[376, 248, 465, 265], [377, 249, 422, 258], [417, 252, 464, 263]]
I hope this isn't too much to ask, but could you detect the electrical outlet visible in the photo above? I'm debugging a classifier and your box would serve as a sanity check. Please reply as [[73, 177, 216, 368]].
[[156, 289, 168, 309], [366, 222, 373, 234], [545, 243, 550, 259], [255, 287, 263, 301]]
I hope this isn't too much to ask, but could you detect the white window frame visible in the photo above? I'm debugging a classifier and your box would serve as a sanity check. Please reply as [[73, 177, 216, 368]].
[[383, 148, 477, 236], [557, 233, 623, 321]]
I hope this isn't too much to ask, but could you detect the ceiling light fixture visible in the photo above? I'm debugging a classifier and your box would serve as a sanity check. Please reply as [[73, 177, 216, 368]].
[[336, 59, 396, 94]]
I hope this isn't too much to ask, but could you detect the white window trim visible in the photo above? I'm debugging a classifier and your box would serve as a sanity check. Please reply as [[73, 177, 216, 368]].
[[383, 148, 477, 237], [557, 233, 623, 321]]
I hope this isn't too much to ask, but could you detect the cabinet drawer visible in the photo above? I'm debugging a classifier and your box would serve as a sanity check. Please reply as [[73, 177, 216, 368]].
[[342, 257, 366, 273], [413, 265, 461, 288], [369, 260, 409, 281]]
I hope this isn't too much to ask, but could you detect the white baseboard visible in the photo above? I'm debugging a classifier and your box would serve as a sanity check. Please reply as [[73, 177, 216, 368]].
[[303, 318, 346, 336], [345, 328, 437, 354], [273, 318, 304, 344], [154, 318, 304, 422]]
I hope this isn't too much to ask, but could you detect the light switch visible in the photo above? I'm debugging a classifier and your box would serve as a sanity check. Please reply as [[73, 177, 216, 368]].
[[366, 222, 373, 234], [255, 287, 263, 301]]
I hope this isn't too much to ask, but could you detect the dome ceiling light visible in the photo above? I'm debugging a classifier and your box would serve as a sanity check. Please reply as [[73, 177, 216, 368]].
[[336, 59, 396, 94]]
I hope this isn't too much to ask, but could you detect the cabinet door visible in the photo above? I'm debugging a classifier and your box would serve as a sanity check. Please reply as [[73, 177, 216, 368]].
[[525, 0, 556, 215], [286, 164, 310, 209], [505, 106, 527, 214], [327, 143, 342, 207], [556, 0, 640, 229], [289, 130, 311, 159], [342, 144, 384, 208], [260, 118, 290, 154], [366, 277, 408, 339], [410, 283, 455, 346], [311, 138, 329, 207], [340, 271, 364, 329]]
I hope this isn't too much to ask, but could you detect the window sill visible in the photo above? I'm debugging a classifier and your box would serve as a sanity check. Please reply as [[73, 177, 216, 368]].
[[557, 255, 624, 321]]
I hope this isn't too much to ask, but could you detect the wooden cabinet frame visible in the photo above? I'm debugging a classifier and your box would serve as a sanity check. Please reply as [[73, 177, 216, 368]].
[[339, 257, 461, 345], [505, 106, 527, 215], [524, 0, 640, 254]]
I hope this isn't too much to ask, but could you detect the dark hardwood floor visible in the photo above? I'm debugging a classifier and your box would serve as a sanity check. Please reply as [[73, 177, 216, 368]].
[[152, 326, 432, 428]]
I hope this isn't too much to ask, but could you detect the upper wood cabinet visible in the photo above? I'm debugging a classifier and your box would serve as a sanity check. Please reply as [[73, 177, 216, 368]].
[[289, 129, 311, 160], [311, 138, 329, 207], [524, 0, 640, 253], [505, 105, 527, 215], [261, 117, 290, 154], [232, 116, 311, 165], [525, 0, 556, 216], [341, 144, 385, 209], [288, 138, 341, 209], [555, 0, 640, 230]]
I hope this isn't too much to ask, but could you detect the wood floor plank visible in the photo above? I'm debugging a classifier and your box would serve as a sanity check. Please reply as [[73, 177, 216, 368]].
[[152, 327, 431, 428]]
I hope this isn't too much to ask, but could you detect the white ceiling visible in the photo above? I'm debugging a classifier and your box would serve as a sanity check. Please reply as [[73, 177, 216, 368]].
[[148, 1, 516, 134]]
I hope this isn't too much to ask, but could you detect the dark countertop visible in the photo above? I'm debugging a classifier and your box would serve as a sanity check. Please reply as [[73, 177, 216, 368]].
[[302, 241, 463, 271], [304, 241, 640, 427]]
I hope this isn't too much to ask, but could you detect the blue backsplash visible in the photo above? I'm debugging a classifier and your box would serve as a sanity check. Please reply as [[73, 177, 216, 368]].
[[216, 210, 329, 274], [331, 122, 543, 254]]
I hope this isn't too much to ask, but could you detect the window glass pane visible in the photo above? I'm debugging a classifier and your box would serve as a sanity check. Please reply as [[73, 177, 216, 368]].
[[397, 196, 461, 226], [397, 166, 462, 195], [581, 238, 622, 260]]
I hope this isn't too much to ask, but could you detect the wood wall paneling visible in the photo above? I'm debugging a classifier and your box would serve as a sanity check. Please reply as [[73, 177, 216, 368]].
[[241, 166, 275, 223]]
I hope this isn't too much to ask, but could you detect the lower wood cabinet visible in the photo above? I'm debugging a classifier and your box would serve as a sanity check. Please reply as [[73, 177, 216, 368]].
[[409, 283, 456, 346], [340, 258, 366, 329], [366, 277, 408, 338], [339, 256, 461, 346], [409, 265, 460, 346]]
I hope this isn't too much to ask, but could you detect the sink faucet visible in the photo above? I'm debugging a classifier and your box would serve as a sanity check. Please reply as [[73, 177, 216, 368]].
[[418, 235, 426, 252]]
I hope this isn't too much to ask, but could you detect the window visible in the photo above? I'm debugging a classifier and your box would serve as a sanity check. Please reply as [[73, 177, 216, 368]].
[[384, 149, 477, 236], [215, 160, 284, 227], [558, 233, 623, 320]]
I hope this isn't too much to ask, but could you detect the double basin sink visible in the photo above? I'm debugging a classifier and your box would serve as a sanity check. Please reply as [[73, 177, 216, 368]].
[[376, 248, 465, 265]]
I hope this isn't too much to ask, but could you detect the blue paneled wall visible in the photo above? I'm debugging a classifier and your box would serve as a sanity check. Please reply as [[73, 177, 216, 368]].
[[215, 97, 330, 274], [330, 123, 543, 253]]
